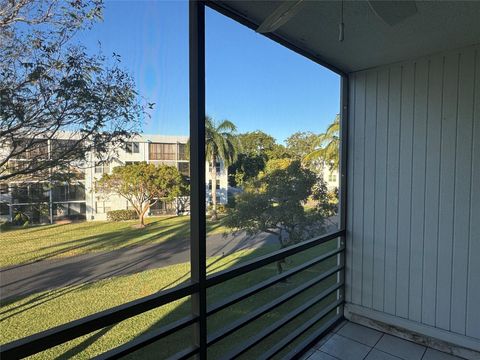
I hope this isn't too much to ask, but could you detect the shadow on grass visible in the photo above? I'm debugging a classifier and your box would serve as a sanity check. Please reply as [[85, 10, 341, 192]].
[[120, 239, 340, 360], [1, 221, 340, 359], [0, 217, 275, 304], [37, 239, 338, 359], [2, 217, 189, 270]]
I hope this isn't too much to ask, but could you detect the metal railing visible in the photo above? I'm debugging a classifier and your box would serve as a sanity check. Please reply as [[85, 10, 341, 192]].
[[0, 229, 345, 360], [0, 0, 349, 358]]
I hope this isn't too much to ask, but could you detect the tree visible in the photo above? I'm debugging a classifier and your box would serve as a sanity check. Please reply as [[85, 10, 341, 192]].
[[228, 153, 265, 187], [285, 131, 319, 160], [237, 131, 276, 156], [225, 161, 326, 274], [96, 163, 182, 227], [265, 143, 292, 160], [303, 115, 340, 170], [205, 116, 241, 220], [0, 0, 150, 182], [176, 174, 190, 215], [229, 131, 280, 187]]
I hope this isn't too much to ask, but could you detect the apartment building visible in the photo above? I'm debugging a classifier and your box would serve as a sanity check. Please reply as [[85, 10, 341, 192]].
[[0, 134, 228, 223]]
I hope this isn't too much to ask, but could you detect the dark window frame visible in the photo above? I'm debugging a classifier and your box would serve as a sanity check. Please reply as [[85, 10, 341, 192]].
[[0, 3, 348, 359]]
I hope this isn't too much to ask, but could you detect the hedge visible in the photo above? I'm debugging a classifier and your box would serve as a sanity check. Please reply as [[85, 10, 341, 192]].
[[107, 209, 138, 221]]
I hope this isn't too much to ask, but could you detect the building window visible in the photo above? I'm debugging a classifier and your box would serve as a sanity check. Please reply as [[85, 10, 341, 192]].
[[12, 139, 49, 160], [149, 143, 176, 160], [125, 142, 140, 154], [95, 162, 109, 174], [208, 180, 220, 190], [68, 183, 86, 201], [95, 200, 111, 214], [328, 173, 337, 182], [209, 162, 221, 174], [95, 162, 103, 174], [178, 143, 188, 160]]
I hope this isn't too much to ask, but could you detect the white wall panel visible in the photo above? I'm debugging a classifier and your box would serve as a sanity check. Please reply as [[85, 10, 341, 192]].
[[346, 44, 480, 342]]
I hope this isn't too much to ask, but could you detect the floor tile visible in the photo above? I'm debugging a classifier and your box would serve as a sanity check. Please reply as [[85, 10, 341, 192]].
[[321, 334, 371, 360], [375, 334, 426, 360], [422, 348, 463, 360], [332, 320, 348, 333], [308, 350, 340, 360], [338, 322, 383, 346], [365, 349, 403, 360]]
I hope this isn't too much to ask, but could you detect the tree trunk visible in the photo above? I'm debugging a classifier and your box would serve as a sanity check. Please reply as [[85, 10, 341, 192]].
[[211, 153, 218, 220], [139, 204, 150, 227]]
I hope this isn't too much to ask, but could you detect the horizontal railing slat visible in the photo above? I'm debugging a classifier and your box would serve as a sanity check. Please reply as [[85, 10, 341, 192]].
[[94, 315, 198, 360], [165, 345, 199, 360], [207, 264, 343, 346], [259, 299, 344, 360], [225, 281, 344, 359], [206, 229, 344, 287], [207, 246, 344, 316], [0, 282, 197, 360]]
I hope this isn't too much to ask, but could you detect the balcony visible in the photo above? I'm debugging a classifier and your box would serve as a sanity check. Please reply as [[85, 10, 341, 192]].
[[1, 1, 479, 360]]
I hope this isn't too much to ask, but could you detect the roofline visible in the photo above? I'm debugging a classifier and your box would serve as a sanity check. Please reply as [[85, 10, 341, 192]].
[[205, 0, 348, 77]]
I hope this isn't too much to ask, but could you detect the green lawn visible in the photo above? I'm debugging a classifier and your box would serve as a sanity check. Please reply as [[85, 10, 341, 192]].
[[0, 241, 339, 359], [0, 216, 228, 267]]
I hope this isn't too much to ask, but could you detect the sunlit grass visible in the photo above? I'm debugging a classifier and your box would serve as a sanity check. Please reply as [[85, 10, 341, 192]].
[[0, 216, 228, 267]]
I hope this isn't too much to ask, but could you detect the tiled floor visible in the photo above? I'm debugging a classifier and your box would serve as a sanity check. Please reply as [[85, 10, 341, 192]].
[[302, 321, 465, 360]]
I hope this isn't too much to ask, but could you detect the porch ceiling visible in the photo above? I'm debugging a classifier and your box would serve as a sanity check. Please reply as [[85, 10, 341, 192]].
[[214, 0, 480, 73]]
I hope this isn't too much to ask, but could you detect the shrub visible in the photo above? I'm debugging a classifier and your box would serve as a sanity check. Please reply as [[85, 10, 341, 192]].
[[13, 210, 30, 227], [227, 194, 237, 209], [0, 221, 12, 231], [107, 210, 138, 221]]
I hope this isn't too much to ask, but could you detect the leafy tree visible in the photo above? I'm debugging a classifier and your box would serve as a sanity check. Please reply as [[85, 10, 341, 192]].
[[303, 115, 340, 170], [96, 163, 182, 227], [229, 131, 281, 187], [205, 116, 240, 220], [225, 161, 325, 274], [0, 0, 150, 182], [176, 174, 190, 215], [263, 158, 292, 174], [285, 131, 319, 160], [237, 131, 276, 156], [228, 153, 265, 187], [265, 143, 292, 160]]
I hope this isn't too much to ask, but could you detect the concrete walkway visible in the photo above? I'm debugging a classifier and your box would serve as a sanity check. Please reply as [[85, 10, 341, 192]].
[[0, 232, 277, 301]]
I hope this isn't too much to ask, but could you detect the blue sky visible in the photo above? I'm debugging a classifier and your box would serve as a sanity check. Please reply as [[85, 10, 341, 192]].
[[78, 1, 340, 143]]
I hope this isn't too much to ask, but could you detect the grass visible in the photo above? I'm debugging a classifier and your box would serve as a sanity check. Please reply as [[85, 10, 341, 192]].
[[0, 216, 228, 268], [0, 240, 339, 359]]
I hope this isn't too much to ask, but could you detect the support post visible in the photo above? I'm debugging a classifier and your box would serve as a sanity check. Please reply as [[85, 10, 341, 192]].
[[338, 75, 349, 311], [189, 1, 207, 358]]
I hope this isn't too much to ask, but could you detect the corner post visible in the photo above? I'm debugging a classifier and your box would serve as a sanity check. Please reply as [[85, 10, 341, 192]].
[[189, 1, 207, 358]]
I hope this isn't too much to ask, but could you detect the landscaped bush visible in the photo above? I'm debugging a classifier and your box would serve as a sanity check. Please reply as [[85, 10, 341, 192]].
[[107, 210, 138, 221]]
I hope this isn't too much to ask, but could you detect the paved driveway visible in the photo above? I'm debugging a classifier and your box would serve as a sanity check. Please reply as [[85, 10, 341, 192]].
[[0, 232, 277, 301]]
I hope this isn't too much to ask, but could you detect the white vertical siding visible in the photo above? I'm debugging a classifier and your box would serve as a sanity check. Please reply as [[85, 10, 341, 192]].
[[346, 45, 480, 341]]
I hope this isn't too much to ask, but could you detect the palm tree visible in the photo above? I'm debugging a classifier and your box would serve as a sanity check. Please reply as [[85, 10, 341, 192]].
[[205, 116, 241, 219], [303, 115, 340, 170]]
